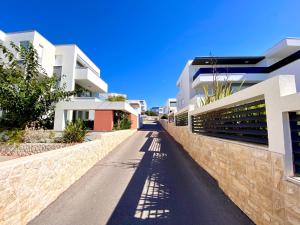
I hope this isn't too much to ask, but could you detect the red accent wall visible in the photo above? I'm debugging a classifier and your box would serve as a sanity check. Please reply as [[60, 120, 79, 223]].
[[94, 110, 114, 131], [130, 114, 137, 129]]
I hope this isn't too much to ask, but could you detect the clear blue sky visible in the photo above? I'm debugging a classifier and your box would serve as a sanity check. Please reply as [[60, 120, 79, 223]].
[[1, 0, 300, 108]]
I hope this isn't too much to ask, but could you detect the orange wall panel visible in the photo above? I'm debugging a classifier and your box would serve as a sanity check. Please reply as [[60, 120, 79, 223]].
[[94, 110, 114, 131]]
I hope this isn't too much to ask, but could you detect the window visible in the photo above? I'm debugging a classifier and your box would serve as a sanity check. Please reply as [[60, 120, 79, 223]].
[[20, 41, 30, 49], [37, 44, 44, 64], [53, 66, 62, 87], [76, 60, 85, 68], [53, 66, 62, 76], [55, 55, 63, 65], [170, 102, 177, 107]]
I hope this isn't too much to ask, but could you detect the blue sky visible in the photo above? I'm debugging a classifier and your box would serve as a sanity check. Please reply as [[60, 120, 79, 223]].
[[1, 0, 300, 108]]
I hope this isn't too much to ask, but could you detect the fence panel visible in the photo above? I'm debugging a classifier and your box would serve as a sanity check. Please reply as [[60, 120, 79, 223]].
[[191, 99, 268, 145]]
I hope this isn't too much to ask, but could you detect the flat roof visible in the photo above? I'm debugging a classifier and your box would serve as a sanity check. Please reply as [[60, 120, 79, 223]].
[[192, 56, 265, 65]]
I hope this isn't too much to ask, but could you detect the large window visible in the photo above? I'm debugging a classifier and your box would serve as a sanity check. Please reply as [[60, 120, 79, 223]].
[[20, 41, 30, 49], [37, 44, 44, 64], [53, 66, 62, 87], [170, 102, 177, 107]]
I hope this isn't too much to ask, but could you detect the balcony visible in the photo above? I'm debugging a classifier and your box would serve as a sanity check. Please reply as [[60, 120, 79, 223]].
[[75, 67, 108, 93], [192, 73, 268, 89]]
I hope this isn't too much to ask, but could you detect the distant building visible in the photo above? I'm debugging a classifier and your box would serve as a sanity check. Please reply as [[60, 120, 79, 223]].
[[127, 100, 147, 113], [163, 98, 177, 115]]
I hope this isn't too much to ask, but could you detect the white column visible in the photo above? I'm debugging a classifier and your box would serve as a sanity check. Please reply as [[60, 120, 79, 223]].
[[66, 110, 73, 122], [54, 109, 66, 131]]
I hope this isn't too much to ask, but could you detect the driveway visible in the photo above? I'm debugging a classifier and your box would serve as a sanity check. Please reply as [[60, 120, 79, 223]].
[[28, 122, 254, 225]]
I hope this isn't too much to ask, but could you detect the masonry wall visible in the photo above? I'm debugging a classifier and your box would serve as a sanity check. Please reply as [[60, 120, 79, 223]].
[[160, 121, 300, 225], [0, 129, 136, 225]]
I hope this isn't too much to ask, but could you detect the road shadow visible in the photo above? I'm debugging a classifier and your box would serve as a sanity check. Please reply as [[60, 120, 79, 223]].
[[106, 122, 255, 225]]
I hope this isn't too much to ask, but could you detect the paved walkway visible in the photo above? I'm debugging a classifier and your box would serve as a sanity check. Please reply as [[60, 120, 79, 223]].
[[29, 122, 254, 225]]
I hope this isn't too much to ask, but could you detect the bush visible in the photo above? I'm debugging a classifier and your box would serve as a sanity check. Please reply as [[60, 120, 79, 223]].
[[161, 114, 168, 119], [107, 95, 126, 102], [0, 129, 25, 144], [145, 111, 158, 116], [113, 111, 132, 130], [63, 119, 87, 143]]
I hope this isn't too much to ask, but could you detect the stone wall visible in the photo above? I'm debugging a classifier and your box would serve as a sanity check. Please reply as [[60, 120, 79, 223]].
[[161, 121, 300, 225], [0, 129, 136, 225], [0, 143, 71, 157]]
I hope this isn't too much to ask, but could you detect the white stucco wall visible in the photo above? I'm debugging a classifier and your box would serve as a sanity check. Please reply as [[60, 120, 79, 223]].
[[269, 59, 300, 91], [3, 31, 56, 76]]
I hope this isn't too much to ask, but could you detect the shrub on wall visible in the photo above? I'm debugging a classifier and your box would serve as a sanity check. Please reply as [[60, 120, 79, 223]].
[[63, 119, 87, 143]]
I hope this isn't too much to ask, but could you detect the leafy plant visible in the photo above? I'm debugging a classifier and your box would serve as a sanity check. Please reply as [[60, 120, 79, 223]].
[[145, 110, 158, 116], [160, 114, 168, 119], [0, 129, 25, 145], [63, 119, 87, 143], [0, 42, 75, 129], [113, 111, 131, 130], [107, 95, 126, 102], [200, 56, 243, 106]]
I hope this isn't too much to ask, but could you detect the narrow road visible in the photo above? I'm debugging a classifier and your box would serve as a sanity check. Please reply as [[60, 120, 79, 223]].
[[29, 122, 254, 225]]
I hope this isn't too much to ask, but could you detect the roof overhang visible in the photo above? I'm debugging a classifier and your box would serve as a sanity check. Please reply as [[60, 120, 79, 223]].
[[192, 73, 268, 89], [56, 98, 138, 116], [192, 56, 265, 65]]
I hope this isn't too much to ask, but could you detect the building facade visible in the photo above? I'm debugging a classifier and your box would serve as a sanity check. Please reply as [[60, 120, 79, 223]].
[[176, 38, 300, 111], [0, 30, 140, 130], [163, 98, 177, 115]]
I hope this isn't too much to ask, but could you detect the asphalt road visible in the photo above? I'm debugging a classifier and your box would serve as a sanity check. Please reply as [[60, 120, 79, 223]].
[[28, 122, 255, 225]]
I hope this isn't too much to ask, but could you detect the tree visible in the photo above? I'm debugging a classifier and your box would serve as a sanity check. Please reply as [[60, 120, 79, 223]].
[[145, 110, 158, 116], [107, 95, 126, 102], [0, 42, 75, 129], [113, 111, 131, 130]]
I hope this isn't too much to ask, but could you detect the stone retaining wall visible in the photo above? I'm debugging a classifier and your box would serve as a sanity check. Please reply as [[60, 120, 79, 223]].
[[0, 129, 136, 225], [0, 143, 71, 157], [161, 121, 300, 225]]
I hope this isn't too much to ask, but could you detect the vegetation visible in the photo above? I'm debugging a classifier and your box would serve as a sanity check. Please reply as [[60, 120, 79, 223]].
[[63, 119, 87, 143], [0, 42, 75, 129], [0, 129, 25, 144], [200, 56, 243, 106], [113, 111, 131, 130], [107, 95, 126, 102], [145, 110, 158, 116], [160, 114, 168, 119]]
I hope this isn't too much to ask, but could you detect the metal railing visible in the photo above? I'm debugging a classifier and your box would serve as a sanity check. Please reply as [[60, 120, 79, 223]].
[[175, 112, 188, 126], [191, 99, 268, 145], [289, 112, 300, 175]]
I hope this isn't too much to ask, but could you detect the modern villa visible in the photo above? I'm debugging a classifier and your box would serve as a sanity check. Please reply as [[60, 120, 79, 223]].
[[176, 38, 300, 112], [0, 30, 140, 131]]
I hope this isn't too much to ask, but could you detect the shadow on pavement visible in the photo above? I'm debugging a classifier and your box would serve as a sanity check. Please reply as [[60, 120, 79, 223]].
[[106, 122, 255, 225]]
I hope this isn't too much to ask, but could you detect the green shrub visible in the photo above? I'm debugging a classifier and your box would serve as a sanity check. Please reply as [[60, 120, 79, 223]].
[[113, 112, 131, 130], [0, 129, 25, 144], [63, 119, 87, 143], [161, 114, 168, 119], [107, 95, 126, 102]]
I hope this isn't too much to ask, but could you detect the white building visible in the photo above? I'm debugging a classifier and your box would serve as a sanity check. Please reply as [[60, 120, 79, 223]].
[[176, 38, 300, 111], [127, 100, 147, 113], [163, 98, 177, 115], [0, 30, 140, 131]]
